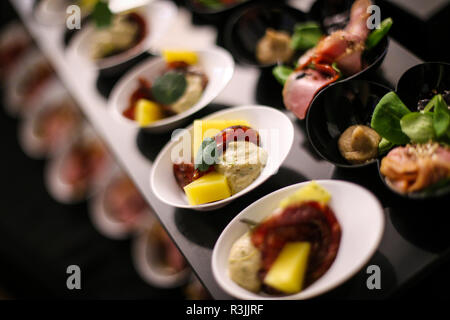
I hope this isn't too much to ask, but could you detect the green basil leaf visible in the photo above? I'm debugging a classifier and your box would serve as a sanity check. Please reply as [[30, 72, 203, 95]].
[[366, 18, 393, 50], [272, 65, 293, 86], [194, 137, 218, 172], [371, 92, 411, 144], [290, 21, 322, 51], [378, 137, 394, 155], [433, 95, 450, 137], [152, 71, 187, 105], [400, 112, 435, 143], [92, 0, 112, 29], [195, 161, 210, 172]]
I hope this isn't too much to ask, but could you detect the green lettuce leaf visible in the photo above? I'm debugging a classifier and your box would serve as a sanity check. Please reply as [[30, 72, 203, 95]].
[[371, 92, 411, 145]]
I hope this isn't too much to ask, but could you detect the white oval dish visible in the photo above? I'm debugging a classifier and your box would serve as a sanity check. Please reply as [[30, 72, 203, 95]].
[[18, 81, 81, 159], [212, 180, 385, 300], [150, 105, 295, 211], [109, 47, 235, 132], [89, 169, 154, 240], [4, 48, 55, 117], [44, 125, 114, 204], [0, 21, 32, 80], [132, 219, 191, 288], [67, 0, 177, 70]]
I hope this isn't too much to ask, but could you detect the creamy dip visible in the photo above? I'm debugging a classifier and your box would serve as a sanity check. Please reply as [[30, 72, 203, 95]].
[[338, 125, 381, 164], [216, 141, 268, 194], [170, 74, 204, 114], [228, 232, 262, 293], [256, 29, 294, 65], [91, 14, 139, 60]]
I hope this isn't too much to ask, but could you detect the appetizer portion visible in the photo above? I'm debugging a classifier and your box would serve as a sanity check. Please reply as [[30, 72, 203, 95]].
[[380, 143, 450, 193], [147, 222, 188, 276], [173, 119, 267, 205], [17, 59, 54, 111], [370, 91, 450, 194], [0, 22, 31, 80], [90, 11, 147, 61], [272, 0, 392, 120], [60, 134, 109, 197], [228, 182, 341, 295], [33, 98, 82, 154], [104, 174, 149, 228], [123, 51, 208, 126]]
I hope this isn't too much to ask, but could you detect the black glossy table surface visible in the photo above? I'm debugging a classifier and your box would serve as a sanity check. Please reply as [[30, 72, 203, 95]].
[[7, 0, 450, 300]]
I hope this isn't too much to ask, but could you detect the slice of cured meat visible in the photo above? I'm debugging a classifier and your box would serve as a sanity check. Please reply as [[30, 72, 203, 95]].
[[283, 0, 373, 119], [346, 0, 373, 40], [282, 68, 338, 119], [251, 201, 341, 290]]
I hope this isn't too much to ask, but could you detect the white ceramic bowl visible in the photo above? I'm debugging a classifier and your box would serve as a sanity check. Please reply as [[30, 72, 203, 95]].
[[109, 47, 235, 132], [150, 105, 295, 211], [89, 169, 154, 240], [0, 21, 32, 79], [44, 125, 114, 204], [212, 180, 385, 300], [67, 0, 177, 70], [4, 49, 55, 117], [132, 219, 191, 288], [18, 82, 81, 159]]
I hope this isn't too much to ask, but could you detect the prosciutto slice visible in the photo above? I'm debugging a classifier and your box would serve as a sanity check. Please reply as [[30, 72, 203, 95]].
[[283, 0, 373, 119], [283, 68, 338, 119], [380, 143, 450, 193], [346, 0, 373, 40]]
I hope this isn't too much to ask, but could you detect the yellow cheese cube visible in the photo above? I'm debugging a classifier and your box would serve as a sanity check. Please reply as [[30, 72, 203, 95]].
[[193, 119, 251, 156], [162, 50, 198, 65], [135, 99, 163, 127], [279, 181, 331, 209], [263, 242, 311, 294], [184, 172, 231, 205]]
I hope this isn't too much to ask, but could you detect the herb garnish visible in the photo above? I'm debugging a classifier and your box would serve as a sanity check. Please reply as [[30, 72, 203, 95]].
[[194, 137, 218, 172], [370, 92, 411, 145], [92, 0, 113, 28], [290, 21, 323, 51], [272, 65, 294, 86], [366, 18, 393, 50], [152, 71, 187, 105], [371, 92, 450, 152]]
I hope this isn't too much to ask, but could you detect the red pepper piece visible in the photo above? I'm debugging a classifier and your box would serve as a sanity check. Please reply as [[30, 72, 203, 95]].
[[214, 125, 260, 154]]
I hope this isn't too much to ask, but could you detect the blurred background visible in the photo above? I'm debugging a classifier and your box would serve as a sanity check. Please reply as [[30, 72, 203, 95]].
[[0, 0, 449, 299]]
